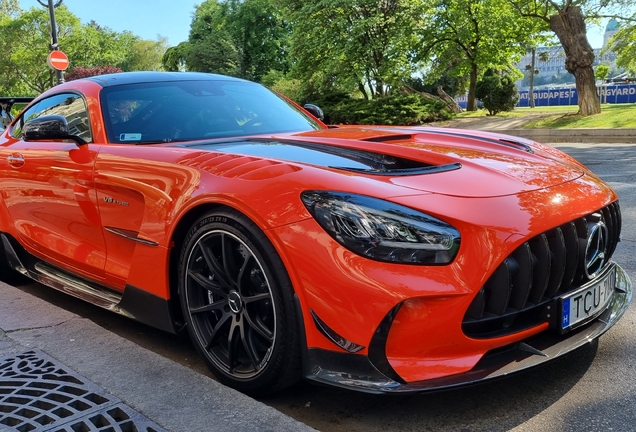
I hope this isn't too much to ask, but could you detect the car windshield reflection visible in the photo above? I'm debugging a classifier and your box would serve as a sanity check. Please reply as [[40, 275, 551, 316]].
[[101, 80, 321, 144]]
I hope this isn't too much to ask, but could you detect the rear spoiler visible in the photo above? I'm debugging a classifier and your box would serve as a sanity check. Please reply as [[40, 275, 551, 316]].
[[0, 97, 35, 128]]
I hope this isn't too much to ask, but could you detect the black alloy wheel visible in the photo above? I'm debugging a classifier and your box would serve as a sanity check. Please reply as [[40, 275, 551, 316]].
[[179, 209, 301, 395]]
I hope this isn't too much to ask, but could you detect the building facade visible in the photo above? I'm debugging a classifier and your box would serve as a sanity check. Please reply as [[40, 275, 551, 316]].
[[515, 20, 619, 89]]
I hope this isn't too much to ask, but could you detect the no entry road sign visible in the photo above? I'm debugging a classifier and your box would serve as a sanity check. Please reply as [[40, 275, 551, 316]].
[[47, 50, 69, 71]]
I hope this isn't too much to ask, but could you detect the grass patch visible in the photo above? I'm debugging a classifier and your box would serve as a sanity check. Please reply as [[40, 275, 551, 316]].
[[456, 104, 579, 119], [454, 104, 636, 128], [523, 104, 636, 128]]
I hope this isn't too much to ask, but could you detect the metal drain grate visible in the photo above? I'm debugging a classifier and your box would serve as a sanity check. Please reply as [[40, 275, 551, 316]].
[[0, 350, 167, 432]]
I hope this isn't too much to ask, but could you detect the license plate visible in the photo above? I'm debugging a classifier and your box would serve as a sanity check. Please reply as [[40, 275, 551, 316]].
[[560, 264, 616, 332]]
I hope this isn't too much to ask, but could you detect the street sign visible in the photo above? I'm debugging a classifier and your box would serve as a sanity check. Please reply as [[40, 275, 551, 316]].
[[47, 50, 69, 71]]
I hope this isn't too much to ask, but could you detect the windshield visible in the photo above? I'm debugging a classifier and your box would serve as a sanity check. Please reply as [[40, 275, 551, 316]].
[[100, 80, 322, 144]]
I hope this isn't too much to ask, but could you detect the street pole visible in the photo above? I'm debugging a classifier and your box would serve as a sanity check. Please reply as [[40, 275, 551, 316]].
[[38, 0, 64, 85]]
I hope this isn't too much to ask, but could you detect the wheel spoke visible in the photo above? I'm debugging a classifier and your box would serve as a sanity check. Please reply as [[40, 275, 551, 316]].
[[244, 312, 274, 342], [227, 319, 241, 373], [198, 241, 233, 290], [243, 292, 270, 305], [236, 255, 255, 295], [240, 321, 260, 371], [205, 312, 232, 351], [221, 234, 240, 289], [187, 269, 223, 294], [190, 299, 225, 315]]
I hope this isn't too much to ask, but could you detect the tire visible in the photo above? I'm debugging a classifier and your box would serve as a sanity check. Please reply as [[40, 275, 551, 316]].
[[178, 209, 301, 396]]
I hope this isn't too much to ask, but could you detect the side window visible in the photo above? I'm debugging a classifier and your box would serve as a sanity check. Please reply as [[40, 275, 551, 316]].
[[10, 102, 40, 138], [11, 94, 92, 143]]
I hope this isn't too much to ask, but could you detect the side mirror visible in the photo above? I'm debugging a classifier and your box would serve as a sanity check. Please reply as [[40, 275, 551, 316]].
[[303, 104, 324, 121], [23, 114, 87, 145]]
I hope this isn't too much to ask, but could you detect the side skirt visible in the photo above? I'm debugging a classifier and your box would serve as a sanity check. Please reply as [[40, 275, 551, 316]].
[[1, 233, 177, 334]]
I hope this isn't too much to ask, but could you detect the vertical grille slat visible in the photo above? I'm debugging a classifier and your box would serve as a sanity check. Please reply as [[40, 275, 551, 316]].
[[508, 244, 533, 310], [528, 234, 551, 303], [484, 263, 513, 315], [607, 202, 621, 257], [463, 202, 621, 338], [601, 207, 613, 252], [560, 222, 579, 290], [544, 228, 566, 298]]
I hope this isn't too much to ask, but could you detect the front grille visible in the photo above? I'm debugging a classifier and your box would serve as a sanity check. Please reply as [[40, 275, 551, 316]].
[[463, 201, 621, 338]]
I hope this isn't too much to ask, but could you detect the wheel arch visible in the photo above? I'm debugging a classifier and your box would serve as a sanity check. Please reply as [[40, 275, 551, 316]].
[[167, 202, 221, 328], [166, 201, 308, 334], [170, 201, 305, 393]]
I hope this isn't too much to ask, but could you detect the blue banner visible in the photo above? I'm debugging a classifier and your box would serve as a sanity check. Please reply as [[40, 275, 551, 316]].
[[456, 84, 636, 108]]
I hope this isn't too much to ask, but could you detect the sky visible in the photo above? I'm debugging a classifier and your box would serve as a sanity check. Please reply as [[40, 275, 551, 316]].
[[20, 0, 609, 49], [20, 0, 199, 46]]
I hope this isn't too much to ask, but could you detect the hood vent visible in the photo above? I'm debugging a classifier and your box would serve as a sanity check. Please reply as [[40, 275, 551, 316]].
[[179, 138, 461, 176], [363, 134, 414, 143]]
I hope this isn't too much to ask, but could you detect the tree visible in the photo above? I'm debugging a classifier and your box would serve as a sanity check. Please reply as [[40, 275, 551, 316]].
[[222, 0, 291, 81], [120, 37, 169, 71], [475, 68, 519, 115], [0, 0, 19, 18], [0, 6, 147, 95], [595, 63, 610, 103], [162, 41, 189, 71], [0, 5, 83, 94], [285, 0, 424, 99], [177, 0, 289, 80], [508, 0, 634, 116], [418, 0, 538, 111], [526, 47, 551, 107], [64, 20, 137, 68], [609, 17, 636, 74], [66, 65, 123, 81]]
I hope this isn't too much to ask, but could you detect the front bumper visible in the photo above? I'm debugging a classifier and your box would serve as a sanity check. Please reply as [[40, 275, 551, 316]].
[[304, 263, 632, 394]]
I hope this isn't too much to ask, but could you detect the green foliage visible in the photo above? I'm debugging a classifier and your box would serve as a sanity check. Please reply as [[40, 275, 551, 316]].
[[508, 0, 636, 115], [120, 37, 169, 71], [417, 0, 540, 110], [261, 70, 303, 101], [611, 17, 636, 74], [0, 0, 19, 18], [406, 76, 465, 98], [285, 0, 424, 99], [162, 42, 189, 72], [184, 0, 289, 81], [0, 5, 165, 95], [315, 94, 453, 125], [64, 21, 136, 69], [65, 65, 123, 81], [475, 69, 519, 116], [595, 64, 610, 80], [187, 34, 241, 75]]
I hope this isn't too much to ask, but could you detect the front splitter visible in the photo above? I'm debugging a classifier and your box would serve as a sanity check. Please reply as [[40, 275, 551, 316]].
[[304, 263, 632, 394]]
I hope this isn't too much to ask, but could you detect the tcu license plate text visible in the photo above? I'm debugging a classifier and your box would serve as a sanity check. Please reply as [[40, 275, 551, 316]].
[[561, 265, 616, 331]]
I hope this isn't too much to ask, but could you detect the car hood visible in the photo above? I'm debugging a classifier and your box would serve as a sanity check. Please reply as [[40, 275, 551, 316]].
[[179, 127, 585, 198]]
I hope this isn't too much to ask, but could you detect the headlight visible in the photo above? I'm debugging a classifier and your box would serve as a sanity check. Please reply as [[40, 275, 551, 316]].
[[301, 191, 460, 265]]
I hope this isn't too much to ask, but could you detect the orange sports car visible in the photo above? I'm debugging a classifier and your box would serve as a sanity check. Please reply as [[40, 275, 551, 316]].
[[0, 72, 631, 395]]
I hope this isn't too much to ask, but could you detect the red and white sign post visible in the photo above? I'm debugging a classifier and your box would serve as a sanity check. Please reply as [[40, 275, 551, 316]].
[[47, 50, 69, 71]]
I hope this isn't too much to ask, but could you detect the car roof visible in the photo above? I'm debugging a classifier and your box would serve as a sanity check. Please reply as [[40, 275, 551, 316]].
[[86, 71, 248, 87]]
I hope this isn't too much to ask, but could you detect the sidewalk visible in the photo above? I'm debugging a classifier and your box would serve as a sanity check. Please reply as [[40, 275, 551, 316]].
[[0, 281, 315, 432]]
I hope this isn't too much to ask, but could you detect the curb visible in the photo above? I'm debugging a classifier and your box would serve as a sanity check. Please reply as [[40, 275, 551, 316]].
[[481, 128, 636, 143]]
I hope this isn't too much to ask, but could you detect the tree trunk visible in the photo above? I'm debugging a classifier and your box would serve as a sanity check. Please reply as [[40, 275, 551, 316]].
[[358, 82, 369, 100], [529, 48, 536, 108], [467, 62, 478, 111], [436, 85, 462, 113], [549, 6, 600, 115]]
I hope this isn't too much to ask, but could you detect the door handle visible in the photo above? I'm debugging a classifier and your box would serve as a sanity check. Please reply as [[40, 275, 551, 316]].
[[7, 153, 24, 168]]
